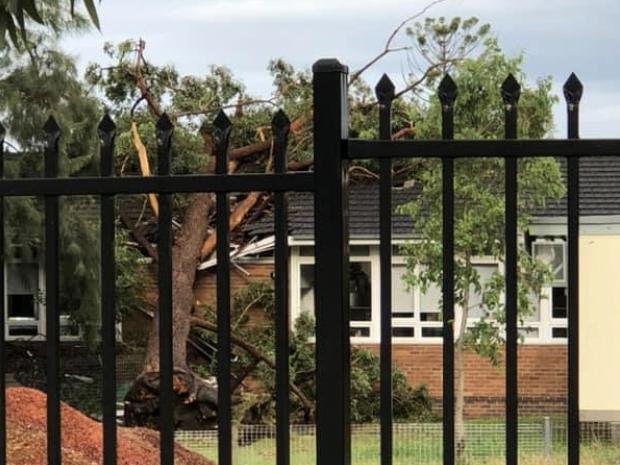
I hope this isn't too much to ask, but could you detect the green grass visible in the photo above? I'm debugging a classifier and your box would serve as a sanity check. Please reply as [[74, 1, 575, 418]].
[[177, 428, 620, 465]]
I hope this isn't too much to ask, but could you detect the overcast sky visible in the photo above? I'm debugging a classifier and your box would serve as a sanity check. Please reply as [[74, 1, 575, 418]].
[[62, 0, 620, 137]]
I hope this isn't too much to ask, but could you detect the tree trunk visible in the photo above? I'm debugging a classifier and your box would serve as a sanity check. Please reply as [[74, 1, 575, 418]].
[[454, 283, 470, 464], [125, 192, 217, 429], [454, 344, 466, 464], [143, 192, 214, 371]]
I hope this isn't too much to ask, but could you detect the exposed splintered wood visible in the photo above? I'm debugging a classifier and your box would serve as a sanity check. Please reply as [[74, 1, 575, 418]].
[[200, 192, 262, 260], [131, 121, 160, 217], [124, 369, 218, 430]]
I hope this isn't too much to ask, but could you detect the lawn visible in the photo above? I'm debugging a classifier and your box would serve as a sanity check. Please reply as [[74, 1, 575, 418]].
[[176, 423, 620, 465]]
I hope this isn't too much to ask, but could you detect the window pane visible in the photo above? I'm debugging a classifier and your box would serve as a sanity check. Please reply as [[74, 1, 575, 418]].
[[7, 263, 39, 320], [8, 295, 36, 319], [351, 307, 372, 321], [60, 323, 80, 337], [8, 325, 38, 336], [552, 287, 567, 319], [534, 243, 565, 282], [350, 262, 371, 320], [299, 246, 314, 257], [552, 327, 567, 338], [392, 265, 414, 317], [392, 327, 414, 337], [422, 327, 443, 338], [519, 327, 540, 338], [525, 292, 541, 322], [7, 263, 38, 294], [350, 327, 370, 337], [300, 262, 372, 322], [300, 264, 315, 315], [420, 282, 441, 320], [468, 264, 498, 319]]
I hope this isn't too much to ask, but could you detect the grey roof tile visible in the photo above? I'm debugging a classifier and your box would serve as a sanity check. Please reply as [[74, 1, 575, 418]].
[[246, 157, 620, 238]]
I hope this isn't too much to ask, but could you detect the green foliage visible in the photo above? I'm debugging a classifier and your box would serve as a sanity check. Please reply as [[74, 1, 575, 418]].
[[405, 17, 491, 93], [397, 37, 565, 363], [193, 282, 434, 424], [0, 0, 96, 49]]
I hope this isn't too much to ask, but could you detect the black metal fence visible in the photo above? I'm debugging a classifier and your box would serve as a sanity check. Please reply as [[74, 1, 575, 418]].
[[0, 57, 617, 465], [313, 58, 619, 465]]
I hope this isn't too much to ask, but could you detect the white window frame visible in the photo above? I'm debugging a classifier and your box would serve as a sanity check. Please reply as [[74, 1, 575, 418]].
[[290, 240, 568, 345], [4, 247, 82, 342], [533, 239, 568, 343], [290, 244, 378, 342]]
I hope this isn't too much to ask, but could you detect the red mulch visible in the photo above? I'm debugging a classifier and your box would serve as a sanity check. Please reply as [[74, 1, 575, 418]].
[[6, 387, 215, 465]]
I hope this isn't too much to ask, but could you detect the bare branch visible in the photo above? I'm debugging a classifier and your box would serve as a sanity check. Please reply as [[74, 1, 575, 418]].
[[348, 0, 449, 84], [173, 98, 278, 119], [394, 58, 459, 99]]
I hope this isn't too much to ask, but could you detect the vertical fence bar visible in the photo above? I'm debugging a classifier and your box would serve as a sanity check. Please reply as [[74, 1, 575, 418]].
[[0, 122, 5, 465], [43, 116, 61, 465], [313, 58, 350, 465], [376, 74, 395, 465], [214, 110, 233, 465], [564, 73, 583, 465], [438, 75, 457, 465], [501, 73, 521, 465], [99, 114, 117, 465], [156, 114, 175, 465], [273, 109, 291, 465]]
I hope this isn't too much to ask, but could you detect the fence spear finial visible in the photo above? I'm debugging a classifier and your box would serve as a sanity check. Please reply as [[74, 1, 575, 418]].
[[563, 73, 583, 106], [375, 74, 396, 104], [438, 74, 458, 108], [501, 74, 521, 106], [97, 112, 117, 144], [272, 109, 291, 134]]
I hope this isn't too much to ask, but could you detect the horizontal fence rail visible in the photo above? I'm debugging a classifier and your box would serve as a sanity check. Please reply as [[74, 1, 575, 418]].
[[346, 138, 620, 159], [0, 172, 314, 196]]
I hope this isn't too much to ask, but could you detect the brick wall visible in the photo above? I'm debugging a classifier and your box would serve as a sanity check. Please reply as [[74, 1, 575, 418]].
[[362, 344, 567, 417], [193, 261, 274, 307]]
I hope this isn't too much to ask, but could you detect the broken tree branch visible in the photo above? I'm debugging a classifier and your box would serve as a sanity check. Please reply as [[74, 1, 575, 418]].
[[191, 316, 314, 414], [119, 209, 159, 262], [131, 122, 160, 217]]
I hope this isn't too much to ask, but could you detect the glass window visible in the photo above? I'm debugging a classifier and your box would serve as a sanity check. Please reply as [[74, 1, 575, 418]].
[[299, 261, 372, 337], [420, 282, 442, 322], [299, 264, 315, 315], [350, 327, 370, 337], [468, 264, 498, 319], [552, 327, 567, 339], [350, 262, 371, 322], [392, 265, 414, 318], [519, 327, 540, 338], [392, 327, 414, 338], [422, 327, 443, 338], [7, 263, 39, 320], [299, 246, 314, 257], [524, 292, 541, 322], [534, 242, 566, 283], [551, 287, 567, 319]]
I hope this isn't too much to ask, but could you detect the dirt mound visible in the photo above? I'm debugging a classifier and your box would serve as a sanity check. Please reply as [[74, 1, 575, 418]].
[[6, 387, 215, 465]]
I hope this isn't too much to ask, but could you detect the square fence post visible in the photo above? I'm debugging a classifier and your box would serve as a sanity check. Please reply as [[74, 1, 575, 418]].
[[313, 58, 350, 465]]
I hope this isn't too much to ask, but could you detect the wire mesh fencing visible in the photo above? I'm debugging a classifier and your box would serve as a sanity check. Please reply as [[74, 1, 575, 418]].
[[175, 420, 620, 465]]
